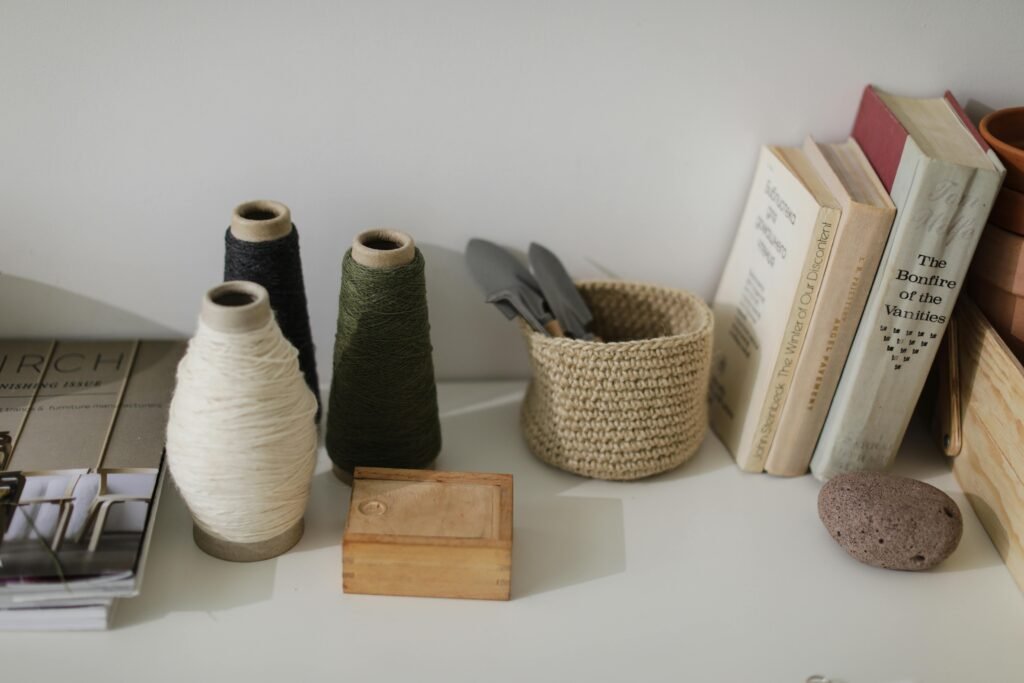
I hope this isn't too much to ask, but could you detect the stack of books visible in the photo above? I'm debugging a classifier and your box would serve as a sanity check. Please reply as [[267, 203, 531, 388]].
[[0, 339, 184, 629], [709, 86, 1004, 479]]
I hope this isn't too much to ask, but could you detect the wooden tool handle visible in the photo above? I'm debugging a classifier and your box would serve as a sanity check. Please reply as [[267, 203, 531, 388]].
[[543, 318, 605, 342], [936, 314, 962, 456], [544, 319, 566, 337]]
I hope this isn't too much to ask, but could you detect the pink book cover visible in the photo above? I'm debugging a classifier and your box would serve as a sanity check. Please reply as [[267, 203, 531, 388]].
[[851, 86, 906, 193], [851, 85, 990, 193], [944, 91, 991, 152]]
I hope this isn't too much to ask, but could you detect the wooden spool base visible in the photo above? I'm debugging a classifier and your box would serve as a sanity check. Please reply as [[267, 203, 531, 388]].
[[193, 518, 304, 562]]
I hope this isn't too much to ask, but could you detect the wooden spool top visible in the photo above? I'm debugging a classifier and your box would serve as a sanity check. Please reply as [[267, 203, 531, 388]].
[[351, 229, 415, 269], [230, 199, 293, 242], [193, 279, 305, 562], [200, 281, 272, 334]]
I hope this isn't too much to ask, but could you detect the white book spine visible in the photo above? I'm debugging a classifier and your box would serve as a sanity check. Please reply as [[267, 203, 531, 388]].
[[708, 148, 822, 463], [811, 151, 1000, 480], [746, 206, 840, 471]]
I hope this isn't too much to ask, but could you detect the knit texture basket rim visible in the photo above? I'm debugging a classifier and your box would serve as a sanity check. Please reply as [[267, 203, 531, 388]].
[[521, 279, 712, 347], [519, 278, 713, 480]]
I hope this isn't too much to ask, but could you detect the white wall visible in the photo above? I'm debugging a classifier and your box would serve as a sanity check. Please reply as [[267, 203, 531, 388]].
[[2, 0, 1023, 379]]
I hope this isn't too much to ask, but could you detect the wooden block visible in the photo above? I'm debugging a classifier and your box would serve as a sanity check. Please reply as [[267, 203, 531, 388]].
[[952, 297, 1024, 593], [968, 276, 1024, 357], [342, 467, 513, 600]]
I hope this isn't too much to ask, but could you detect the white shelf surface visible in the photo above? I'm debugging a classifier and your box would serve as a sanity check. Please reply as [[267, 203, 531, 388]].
[[3, 381, 1022, 682]]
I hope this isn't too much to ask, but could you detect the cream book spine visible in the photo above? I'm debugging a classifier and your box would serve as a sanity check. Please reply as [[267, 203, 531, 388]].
[[811, 150, 1002, 480], [764, 139, 896, 476], [709, 146, 834, 470], [743, 146, 841, 472]]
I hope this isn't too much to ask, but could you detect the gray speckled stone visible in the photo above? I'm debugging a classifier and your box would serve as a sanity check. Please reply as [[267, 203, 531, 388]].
[[818, 471, 963, 571]]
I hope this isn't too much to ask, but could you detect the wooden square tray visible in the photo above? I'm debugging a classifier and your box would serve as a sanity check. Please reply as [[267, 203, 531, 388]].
[[342, 467, 513, 600]]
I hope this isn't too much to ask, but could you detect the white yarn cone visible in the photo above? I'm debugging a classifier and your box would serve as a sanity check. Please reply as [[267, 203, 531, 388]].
[[167, 281, 318, 562]]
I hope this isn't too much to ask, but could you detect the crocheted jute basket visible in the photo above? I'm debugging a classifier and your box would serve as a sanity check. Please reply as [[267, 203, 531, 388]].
[[520, 280, 713, 480]]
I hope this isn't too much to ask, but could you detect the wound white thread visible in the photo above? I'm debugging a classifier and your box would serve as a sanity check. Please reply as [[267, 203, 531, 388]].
[[167, 316, 317, 545]]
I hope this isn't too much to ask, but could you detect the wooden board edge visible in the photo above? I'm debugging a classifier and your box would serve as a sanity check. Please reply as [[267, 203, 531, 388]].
[[342, 533, 512, 549], [353, 466, 514, 488], [953, 295, 1024, 593], [342, 541, 512, 601], [341, 582, 511, 602], [959, 296, 1024, 367], [498, 474, 514, 542], [958, 295, 1024, 479]]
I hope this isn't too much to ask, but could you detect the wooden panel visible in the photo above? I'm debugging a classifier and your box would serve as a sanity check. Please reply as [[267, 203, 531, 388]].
[[952, 297, 1024, 592], [343, 542, 511, 601], [342, 467, 513, 600], [348, 480, 500, 539]]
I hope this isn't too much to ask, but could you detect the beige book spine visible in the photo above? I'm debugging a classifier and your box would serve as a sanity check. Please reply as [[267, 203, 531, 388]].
[[811, 157, 1002, 480], [709, 147, 826, 463], [740, 204, 841, 472], [764, 202, 894, 475]]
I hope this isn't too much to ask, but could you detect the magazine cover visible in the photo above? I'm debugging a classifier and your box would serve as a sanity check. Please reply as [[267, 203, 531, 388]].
[[0, 340, 184, 590]]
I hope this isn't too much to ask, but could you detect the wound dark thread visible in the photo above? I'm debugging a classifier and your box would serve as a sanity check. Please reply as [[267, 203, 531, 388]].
[[224, 226, 321, 419]]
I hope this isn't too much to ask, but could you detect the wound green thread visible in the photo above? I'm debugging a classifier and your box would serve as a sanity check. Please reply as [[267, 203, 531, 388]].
[[326, 248, 441, 473]]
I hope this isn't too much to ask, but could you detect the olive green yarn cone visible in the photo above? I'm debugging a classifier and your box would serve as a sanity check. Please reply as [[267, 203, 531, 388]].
[[326, 248, 442, 475]]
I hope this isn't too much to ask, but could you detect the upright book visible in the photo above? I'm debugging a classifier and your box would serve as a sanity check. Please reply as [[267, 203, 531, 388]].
[[810, 87, 1004, 480], [0, 339, 184, 630], [764, 137, 896, 476], [709, 145, 841, 471]]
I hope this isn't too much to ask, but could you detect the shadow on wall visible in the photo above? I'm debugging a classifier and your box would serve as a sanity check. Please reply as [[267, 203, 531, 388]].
[[2, 246, 530, 381], [963, 99, 995, 126], [435, 382, 628, 597], [419, 242, 531, 380], [0, 273, 179, 338]]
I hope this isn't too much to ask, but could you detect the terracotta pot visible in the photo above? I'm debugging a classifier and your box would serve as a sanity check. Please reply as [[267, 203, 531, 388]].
[[990, 186, 1024, 236], [970, 224, 1024, 296], [980, 107, 1024, 193], [968, 276, 1024, 359]]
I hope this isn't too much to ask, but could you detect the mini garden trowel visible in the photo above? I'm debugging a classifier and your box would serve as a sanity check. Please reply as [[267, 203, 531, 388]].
[[528, 242, 597, 341], [465, 238, 564, 336]]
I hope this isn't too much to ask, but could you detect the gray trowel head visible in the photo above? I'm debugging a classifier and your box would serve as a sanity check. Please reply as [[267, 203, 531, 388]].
[[528, 242, 595, 340], [465, 238, 553, 335]]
